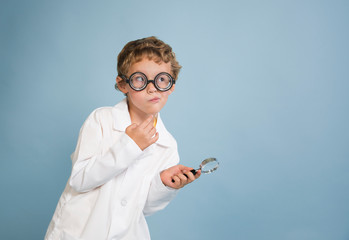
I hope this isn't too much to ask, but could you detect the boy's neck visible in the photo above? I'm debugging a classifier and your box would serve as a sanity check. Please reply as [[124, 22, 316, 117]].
[[127, 99, 157, 125]]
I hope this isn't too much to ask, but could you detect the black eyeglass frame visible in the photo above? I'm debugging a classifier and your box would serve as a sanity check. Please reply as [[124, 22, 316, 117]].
[[121, 72, 176, 92]]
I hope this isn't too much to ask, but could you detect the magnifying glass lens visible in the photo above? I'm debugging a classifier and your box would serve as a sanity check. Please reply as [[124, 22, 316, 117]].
[[201, 159, 219, 173]]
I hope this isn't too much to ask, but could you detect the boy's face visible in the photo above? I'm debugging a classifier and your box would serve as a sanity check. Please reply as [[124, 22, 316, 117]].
[[117, 58, 175, 119]]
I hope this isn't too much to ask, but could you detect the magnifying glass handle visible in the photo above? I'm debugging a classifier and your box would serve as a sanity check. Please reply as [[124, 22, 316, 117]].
[[171, 169, 198, 183]]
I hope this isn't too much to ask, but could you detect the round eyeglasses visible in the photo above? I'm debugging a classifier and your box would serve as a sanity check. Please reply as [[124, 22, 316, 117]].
[[122, 72, 175, 92]]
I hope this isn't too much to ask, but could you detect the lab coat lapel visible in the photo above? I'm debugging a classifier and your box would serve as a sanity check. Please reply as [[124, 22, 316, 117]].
[[112, 98, 131, 132]]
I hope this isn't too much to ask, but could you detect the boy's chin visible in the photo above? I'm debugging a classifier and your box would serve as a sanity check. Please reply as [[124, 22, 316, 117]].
[[146, 110, 160, 116], [147, 105, 163, 114]]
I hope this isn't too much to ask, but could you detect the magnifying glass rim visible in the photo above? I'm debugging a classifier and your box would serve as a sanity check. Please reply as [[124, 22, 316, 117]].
[[200, 157, 219, 174]]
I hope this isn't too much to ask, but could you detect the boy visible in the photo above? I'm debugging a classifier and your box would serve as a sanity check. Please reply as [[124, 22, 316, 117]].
[[45, 36, 201, 240]]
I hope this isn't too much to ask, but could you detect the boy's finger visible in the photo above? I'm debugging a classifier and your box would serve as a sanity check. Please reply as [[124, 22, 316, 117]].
[[183, 170, 195, 182], [194, 170, 202, 179], [126, 123, 138, 131], [171, 175, 180, 184], [145, 117, 157, 130], [140, 115, 154, 129], [148, 126, 157, 135], [177, 165, 194, 172], [177, 173, 189, 183], [149, 132, 159, 144]]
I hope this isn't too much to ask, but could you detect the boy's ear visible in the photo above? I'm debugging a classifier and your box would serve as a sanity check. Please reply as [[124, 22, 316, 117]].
[[116, 76, 128, 94]]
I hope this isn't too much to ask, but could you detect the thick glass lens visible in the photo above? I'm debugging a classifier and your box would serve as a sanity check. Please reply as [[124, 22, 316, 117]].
[[130, 73, 146, 89], [155, 73, 172, 90]]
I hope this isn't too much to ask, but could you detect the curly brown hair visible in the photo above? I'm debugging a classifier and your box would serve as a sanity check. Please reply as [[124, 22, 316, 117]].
[[116, 36, 182, 91]]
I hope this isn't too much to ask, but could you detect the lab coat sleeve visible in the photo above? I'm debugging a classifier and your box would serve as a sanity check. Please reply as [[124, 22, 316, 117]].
[[143, 150, 179, 216], [143, 173, 178, 216], [69, 108, 143, 192]]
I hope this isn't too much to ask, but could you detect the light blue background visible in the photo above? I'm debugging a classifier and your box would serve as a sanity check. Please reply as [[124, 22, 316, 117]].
[[1, 0, 349, 239]]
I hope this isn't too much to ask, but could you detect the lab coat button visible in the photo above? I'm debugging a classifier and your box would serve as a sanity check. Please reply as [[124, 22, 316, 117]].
[[121, 199, 127, 206]]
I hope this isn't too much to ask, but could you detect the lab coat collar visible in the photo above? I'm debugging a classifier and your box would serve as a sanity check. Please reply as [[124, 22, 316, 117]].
[[112, 98, 173, 147]]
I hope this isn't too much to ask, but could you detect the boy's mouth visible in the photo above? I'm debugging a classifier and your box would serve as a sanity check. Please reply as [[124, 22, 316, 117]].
[[149, 97, 160, 103]]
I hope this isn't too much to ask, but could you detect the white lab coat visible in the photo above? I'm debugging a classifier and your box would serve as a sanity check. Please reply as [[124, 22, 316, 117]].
[[45, 98, 179, 240]]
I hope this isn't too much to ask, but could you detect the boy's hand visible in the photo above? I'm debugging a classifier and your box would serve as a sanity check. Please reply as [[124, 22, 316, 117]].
[[160, 164, 201, 189], [126, 115, 159, 150]]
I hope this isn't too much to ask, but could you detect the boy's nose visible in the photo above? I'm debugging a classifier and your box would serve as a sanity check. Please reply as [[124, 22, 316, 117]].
[[146, 82, 157, 92]]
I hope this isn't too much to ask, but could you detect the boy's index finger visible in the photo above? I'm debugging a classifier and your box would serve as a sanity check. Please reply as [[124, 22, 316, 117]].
[[140, 115, 154, 129]]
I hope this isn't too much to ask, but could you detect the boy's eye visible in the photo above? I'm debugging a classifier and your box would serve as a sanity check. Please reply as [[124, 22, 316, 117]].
[[135, 76, 145, 82], [130, 74, 147, 89], [132, 74, 146, 83], [156, 75, 170, 87]]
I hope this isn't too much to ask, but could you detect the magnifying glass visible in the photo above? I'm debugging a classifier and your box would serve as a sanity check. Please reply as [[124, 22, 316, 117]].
[[172, 158, 219, 182], [190, 157, 219, 175]]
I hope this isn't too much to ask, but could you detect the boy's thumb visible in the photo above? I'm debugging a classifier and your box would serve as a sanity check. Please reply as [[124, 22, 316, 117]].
[[126, 123, 138, 131]]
